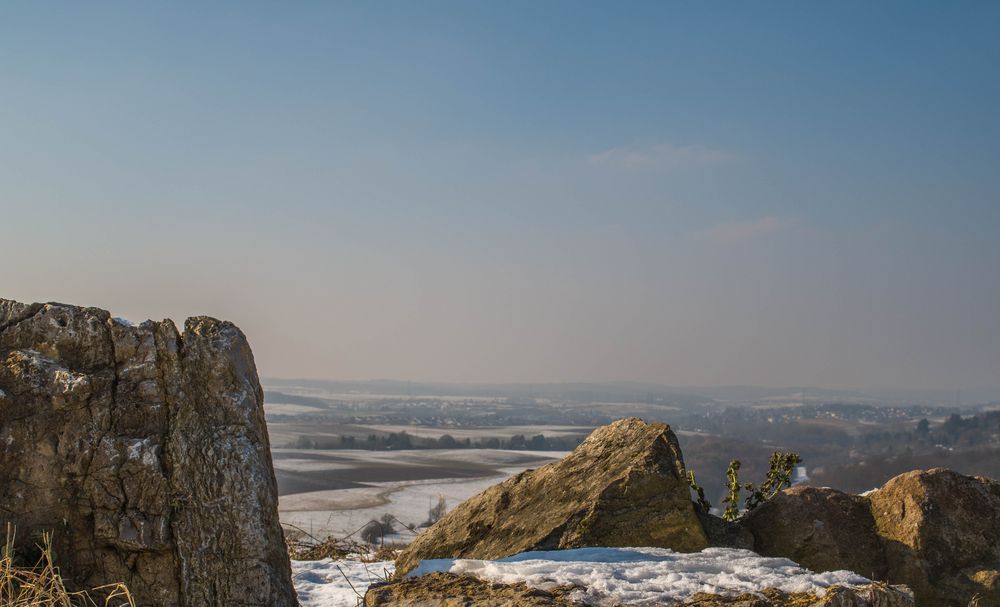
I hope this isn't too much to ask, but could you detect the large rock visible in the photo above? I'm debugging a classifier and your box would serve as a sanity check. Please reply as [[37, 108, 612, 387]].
[[394, 418, 708, 576], [742, 486, 887, 580], [365, 574, 913, 607], [0, 299, 297, 606], [869, 468, 1000, 607]]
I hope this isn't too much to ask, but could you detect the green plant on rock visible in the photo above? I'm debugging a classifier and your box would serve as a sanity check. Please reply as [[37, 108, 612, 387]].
[[710, 451, 802, 522], [721, 460, 742, 522], [743, 451, 802, 512], [687, 470, 711, 512]]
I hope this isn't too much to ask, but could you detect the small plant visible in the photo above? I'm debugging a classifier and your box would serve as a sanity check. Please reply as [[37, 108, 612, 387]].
[[705, 451, 803, 522], [721, 460, 743, 522], [743, 451, 802, 512], [686, 470, 711, 512]]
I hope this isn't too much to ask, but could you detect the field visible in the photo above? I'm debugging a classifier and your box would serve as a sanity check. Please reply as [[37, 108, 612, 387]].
[[274, 448, 564, 540]]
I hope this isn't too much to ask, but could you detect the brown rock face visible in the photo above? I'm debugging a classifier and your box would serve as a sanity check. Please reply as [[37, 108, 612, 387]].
[[741, 486, 887, 580], [365, 574, 913, 607], [365, 572, 588, 607], [0, 299, 297, 607], [394, 418, 708, 576], [868, 468, 1000, 607]]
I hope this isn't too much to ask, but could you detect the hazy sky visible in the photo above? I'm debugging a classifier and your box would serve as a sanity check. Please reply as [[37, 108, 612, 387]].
[[2, 2, 998, 390]]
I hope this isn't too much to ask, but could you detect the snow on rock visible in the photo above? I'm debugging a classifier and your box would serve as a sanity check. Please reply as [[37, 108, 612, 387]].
[[409, 547, 871, 606], [293, 559, 394, 607]]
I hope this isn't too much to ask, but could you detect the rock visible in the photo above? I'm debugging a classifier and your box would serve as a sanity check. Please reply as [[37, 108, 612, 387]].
[[697, 509, 755, 550], [741, 486, 886, 580], [0, 299, 297, 607], [679, 585, 913, 606], [365, 574, 913, 607], [394, 418, 708, 575], [364, 572, 588, 606], [868, 468, 1000, 606]]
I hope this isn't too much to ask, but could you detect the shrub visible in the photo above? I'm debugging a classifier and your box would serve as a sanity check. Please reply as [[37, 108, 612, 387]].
[[699, 451, 802, 522]]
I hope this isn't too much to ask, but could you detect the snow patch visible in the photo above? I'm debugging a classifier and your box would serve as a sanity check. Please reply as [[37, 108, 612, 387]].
[[409, 547, 871, 605], [292, 559, 393, 607]]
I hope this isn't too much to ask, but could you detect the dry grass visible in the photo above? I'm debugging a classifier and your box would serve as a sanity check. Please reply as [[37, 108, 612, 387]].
[[1, 525, 134, 607], [283, 521, 404, 563]]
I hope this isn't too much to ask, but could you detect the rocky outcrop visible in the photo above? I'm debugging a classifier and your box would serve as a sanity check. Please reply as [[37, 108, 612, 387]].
[[869, 468, 1000, 607], [394, 418, 708, 575], [365, 572, 587, 606], [677, 586, 913, 606], [0, 299, 297, 606], [364, 574, 913, 607], [742, 486, 887, 580], [730, 468, 1000, 606]]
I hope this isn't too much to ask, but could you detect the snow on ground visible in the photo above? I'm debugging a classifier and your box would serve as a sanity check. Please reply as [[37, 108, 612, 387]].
[[293, 547, 870, 606], [293, 559, 394, 607], [281, 473, 513, 539], [410, 548, 870, 606], [278, 450, 565, 540]]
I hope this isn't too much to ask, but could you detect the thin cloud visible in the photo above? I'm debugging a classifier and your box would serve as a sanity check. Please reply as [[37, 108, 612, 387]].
[[693, 216, 799, 244], [589, 142, 734, 170]]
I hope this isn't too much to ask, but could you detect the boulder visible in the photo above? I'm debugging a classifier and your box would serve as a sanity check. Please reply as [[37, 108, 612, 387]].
[[0, 299, 297, 606], [741, 486, 887, 580], [394, 418, 708, 575], [869, 468, 1000, 606]]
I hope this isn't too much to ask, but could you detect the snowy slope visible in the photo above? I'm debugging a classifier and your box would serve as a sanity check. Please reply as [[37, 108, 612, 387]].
[[292, 547, 870, 606]]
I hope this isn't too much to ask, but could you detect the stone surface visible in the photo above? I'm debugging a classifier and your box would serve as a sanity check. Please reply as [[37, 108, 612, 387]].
[[394, 418, 709, 575], [697, 509, 755, 551], [868, 467, 1000, 607], [365, 574, 913, 607], [0, 299, 297, 607], [364, 572, 587, 606], [741, 486, 887, 580]]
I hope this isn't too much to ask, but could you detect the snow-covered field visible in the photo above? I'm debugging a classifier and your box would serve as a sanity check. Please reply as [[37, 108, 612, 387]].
[[278, 449, 565, 540], [281, 474, 509, 540], [292, 547, 872, 607]]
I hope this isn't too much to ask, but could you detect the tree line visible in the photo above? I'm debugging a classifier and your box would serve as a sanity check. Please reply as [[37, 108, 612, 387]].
[[289, 430, 585, 451]]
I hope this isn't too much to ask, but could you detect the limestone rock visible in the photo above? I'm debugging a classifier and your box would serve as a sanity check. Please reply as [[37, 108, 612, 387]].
[[678, 585, 913, 606], [394, 418, 709, 576], [868, 468, 1000, 606], [0, 299, 297, 607], [364, 572, 587, 606], [364, 574, 913, 607], [742, 486, 886, 580]]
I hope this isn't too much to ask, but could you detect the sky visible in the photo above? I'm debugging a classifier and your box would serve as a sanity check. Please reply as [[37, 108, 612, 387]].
[[1, 2, 998, 392]]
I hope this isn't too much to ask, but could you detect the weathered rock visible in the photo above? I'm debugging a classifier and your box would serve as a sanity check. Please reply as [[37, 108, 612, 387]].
[[742, 486, 887, 580], [869, 468, 1000, 607], [0, 299, 297, 607], [697, 509, 755, 550], [365, 574, 913, 607], [394, 418, 708, 575], [364, 572, 588, 606], [679, 585, 913, 606]]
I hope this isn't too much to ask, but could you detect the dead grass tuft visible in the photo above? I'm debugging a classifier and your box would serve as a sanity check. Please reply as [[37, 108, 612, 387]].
[[1, 524, 135, 607]]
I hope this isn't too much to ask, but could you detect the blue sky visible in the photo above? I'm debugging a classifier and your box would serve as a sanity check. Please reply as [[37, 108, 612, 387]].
[[2, 2, 998, 392]]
